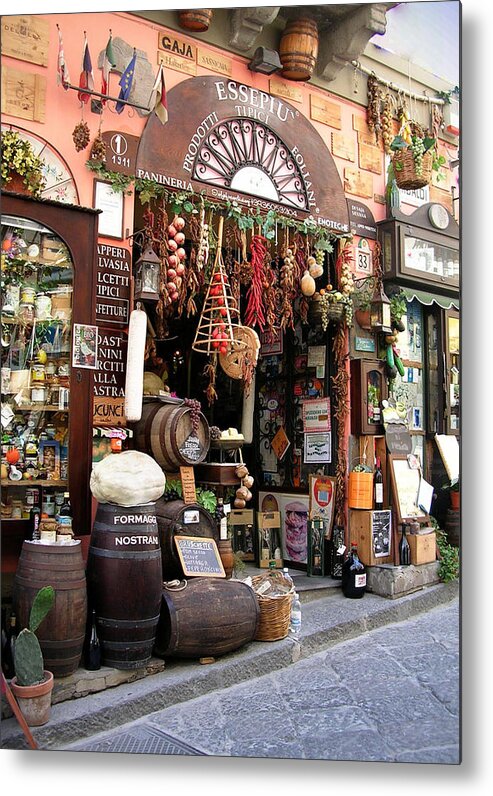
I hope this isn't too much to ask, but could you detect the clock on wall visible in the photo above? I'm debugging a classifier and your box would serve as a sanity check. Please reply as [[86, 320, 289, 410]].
[[428, 203, 450, 230], [1, 125, 79, 205]]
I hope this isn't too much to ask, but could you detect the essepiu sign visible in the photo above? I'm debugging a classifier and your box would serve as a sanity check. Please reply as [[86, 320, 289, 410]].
[[136, 76, 349, 233]]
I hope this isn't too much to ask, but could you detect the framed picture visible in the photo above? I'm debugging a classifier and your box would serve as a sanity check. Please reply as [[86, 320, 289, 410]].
[[38, 440, 60, 480], [72, 324, 98, 369], [388, 454, 428, 524], [308, 475, 336, 531], [93, 179, 124, 240]]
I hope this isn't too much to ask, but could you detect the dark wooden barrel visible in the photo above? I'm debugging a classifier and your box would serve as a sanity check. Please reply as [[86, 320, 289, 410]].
[[154, 578, 260, 659], [155, 498, 218, 581], [86, 502, 162, 670], [178, 9, 213, 31], [132, 401, 210, 472], [445, 509, 460, 547], [279, 17, 319, 81], [13, 540, 87, 677]]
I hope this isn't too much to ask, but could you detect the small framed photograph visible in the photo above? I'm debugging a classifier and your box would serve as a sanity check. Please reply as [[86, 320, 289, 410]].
[[39, 440, 60, 480], [94, 179, 124, 240], [412, 406, 422, 430]]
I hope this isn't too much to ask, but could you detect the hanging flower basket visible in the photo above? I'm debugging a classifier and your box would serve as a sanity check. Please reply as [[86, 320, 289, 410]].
[[392, 148, 433, 191]]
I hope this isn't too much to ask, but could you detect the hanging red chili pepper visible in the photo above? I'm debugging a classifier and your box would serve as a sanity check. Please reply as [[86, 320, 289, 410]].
[[244, 233, 268, 331]]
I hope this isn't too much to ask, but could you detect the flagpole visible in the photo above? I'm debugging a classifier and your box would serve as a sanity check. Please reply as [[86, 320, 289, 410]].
[[63, 83, 153, 112]]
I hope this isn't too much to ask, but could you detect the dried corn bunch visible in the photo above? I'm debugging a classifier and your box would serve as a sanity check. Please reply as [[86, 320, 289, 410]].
[[72, 121, 90, 152]]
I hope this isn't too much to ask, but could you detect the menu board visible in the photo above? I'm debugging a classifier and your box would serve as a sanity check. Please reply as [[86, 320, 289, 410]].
[[389, 456, 428, 523], [174, 536, 225, 578]]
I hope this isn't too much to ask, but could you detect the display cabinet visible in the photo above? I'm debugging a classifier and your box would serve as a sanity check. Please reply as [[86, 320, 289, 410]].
[[1, 193, 99, 571], [423, 305, 460, 437], [378, 203, 459, 294], [350, 359, 388, 435]]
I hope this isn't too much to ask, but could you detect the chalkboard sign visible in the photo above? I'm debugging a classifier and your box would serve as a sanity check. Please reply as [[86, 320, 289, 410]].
[[389, 455, 428, 524], [174, 536, 225, 578], [385, 424, 413, 455]]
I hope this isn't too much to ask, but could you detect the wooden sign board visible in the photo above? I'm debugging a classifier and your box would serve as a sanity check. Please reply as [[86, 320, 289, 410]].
[[269, 77, 302, 104], [158, 32, 196, 62], [101, 131, 140, 177], [95, 243, 131, 327], [388, 454, 428, 524], [434, 434, 459, 482], [352, 114, 373, 137], [93, 329, 127, 427], [197, 47, 232, 77], [359, 142, 382, 174], [1, 15, 50, 67], [180, 466, 197, 505], [331, 131, 355, 162], [385, 424, 413, 456], [174, 536, 225, 578], [1, 66, 46, 123], [156, 50, 197, 76], [309, 94, 341, 129], [344, 167, 373, 199]]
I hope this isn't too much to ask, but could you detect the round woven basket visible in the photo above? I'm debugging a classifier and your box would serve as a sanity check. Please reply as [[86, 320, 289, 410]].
[[392, 148, 433, 191], [252, 572, 294, 642]]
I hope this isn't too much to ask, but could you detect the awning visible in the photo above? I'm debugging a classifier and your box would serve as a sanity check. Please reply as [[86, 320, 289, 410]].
[[401, 287, 459, 310]]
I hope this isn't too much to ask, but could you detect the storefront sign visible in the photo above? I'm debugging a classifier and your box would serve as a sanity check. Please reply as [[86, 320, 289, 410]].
[[304, 433, 331, 464], [309, 93, 341, 129], [93, 329, 127, 427], [1, 15, 49, 67], [385, 424, 413, 455], [302, 398, 331, 432], [137, 76, 349, 233], [347, 199, 377, 240], [355, 337, 376, 353], [101, 131, 140, 177], [95, 243, 131, 327], [157, 50, 197, 76], [197, 47, 232, 76], [158, 32, 196, 61]]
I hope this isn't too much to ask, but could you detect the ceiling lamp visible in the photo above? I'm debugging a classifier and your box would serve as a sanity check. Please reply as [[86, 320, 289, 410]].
[[248, 47, 282, 75]]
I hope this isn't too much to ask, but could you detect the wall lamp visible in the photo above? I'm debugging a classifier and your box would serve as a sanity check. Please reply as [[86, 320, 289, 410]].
[[248, 47, 282, 75]]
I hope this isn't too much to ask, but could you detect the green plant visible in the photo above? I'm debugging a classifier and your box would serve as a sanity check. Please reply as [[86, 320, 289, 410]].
[[432, 520, 459, 583], [441, 477, 460, 493], [1, 130, 47, 197], [196, 487, 217, 514], [13, 586, 55, 686]]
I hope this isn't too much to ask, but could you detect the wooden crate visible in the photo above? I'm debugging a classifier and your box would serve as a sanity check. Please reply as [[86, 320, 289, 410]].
[[407, 531, 436, 565], [257, 511, 282, 568], [349, 509, 393, 566]]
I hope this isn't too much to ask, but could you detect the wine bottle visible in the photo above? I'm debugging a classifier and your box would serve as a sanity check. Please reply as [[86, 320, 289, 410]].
[[341, 543, 367, 599], [399, 524, 411, 566], [215, 497, 228, 541], [374, 457, 384, 510], [84, 609, 101, 671]]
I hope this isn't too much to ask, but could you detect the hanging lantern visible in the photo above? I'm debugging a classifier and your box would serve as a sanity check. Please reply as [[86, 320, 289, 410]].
[[370, 282, 392, 334], [134, 244, 161, 302]]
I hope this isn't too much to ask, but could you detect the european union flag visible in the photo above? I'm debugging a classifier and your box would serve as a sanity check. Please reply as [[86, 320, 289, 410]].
[[115, 50, 137, 114]]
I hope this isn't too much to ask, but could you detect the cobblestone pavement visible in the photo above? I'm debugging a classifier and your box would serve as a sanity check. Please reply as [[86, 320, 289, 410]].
[[62, 597, 460, 764]]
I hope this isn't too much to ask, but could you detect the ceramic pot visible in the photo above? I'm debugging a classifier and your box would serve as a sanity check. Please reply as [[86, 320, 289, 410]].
[[10, 670, 54, 726]]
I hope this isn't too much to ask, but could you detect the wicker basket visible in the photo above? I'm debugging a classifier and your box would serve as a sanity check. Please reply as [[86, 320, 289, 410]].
[[392, 148, 433, 191], [251, 572, 294, 642]]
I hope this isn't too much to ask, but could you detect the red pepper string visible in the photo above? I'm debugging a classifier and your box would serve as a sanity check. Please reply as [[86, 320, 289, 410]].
[[244, 234, 268, 331]]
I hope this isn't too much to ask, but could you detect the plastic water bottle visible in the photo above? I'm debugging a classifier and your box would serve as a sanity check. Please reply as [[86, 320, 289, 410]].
[[290, 592, 301, 637], [282, 567, 294, 589]]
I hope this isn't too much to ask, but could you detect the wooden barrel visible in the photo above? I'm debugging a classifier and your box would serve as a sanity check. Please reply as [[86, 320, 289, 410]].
[[279, 17, 319, 81], [86, 502, 162, 670], [154, 578, 259, 659], [13, 541, 87, 678], [155, 498, 218, 581], [178, 9, 213, 31], [445, 509, 460, 547], [132, 401, 210, 472]]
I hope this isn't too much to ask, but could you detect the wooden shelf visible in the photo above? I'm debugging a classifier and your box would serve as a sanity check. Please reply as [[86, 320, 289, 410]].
[[2, 404, 68, 412], [1, 479, 67, 488]]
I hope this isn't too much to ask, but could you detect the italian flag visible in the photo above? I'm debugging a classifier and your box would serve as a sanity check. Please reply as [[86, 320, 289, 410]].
[[101, 34, 116, 104]]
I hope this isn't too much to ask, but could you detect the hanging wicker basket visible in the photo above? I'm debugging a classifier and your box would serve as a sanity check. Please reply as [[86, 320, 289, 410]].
[[251, 572, 294, 642], [392, 148, 433, 191]]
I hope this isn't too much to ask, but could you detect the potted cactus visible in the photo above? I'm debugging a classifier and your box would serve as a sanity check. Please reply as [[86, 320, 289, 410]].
[[10, 586, 55, 727]]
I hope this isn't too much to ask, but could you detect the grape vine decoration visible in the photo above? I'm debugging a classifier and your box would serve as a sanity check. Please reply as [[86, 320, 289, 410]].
[[184, 398, 202, 434]]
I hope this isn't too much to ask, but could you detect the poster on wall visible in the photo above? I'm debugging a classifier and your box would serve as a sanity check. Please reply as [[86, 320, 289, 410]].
[[302, 398, 331, 432], [303, 433, 331, 463], [258, 491, 310, 564], [308, 475, 336, 529], [72, 324, 98, 369]]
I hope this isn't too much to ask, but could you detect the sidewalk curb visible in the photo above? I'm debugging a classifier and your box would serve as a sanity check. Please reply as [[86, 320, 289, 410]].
[[0, 580, 459, 751]]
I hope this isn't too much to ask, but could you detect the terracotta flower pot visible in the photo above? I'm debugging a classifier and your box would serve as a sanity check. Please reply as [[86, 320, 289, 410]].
[[355, 309, 371, 330], [10, 671, 54, 727], [450, 490, 460, 510]]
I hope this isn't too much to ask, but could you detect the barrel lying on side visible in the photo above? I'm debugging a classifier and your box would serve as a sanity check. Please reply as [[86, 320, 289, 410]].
[[132, 401, 210, 472], [86, 502, 162, 670], [13, 540, 87, 677], [153, 577, 260, 660]]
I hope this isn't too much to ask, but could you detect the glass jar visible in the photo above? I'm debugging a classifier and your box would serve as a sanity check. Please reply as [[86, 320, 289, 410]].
[[35, 293, 52, 320], [19, 302, 35, 324]]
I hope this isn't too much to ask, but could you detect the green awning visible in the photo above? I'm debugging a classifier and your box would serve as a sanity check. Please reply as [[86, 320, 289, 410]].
[[401, 287, 459, 310]]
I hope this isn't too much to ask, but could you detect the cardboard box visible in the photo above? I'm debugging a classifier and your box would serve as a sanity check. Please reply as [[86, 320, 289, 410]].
[[408, 531, 436, 565], [349, 509, 393, 566], [228, 509, 255, 561]]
